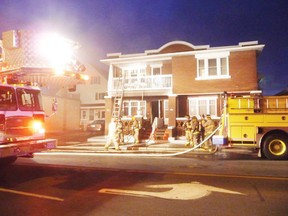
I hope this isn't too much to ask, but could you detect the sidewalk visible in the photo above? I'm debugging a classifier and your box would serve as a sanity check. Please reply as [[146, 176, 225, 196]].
[[46, 130, 94, 146], [46, 131, 254, 155], [86, 135, 216, 153]]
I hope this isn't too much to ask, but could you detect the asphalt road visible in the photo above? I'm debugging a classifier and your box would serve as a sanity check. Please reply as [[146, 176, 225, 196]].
[[0, 131, 287, 216], [0, 149, 287, 216]]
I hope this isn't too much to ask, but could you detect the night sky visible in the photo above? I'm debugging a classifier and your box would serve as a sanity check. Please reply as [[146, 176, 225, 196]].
[[1, 0, 287, 95]]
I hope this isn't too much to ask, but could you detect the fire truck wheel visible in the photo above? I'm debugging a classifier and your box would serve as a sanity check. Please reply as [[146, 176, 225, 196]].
[[0, 156, 18, 166], [263, 134, 288, 160]]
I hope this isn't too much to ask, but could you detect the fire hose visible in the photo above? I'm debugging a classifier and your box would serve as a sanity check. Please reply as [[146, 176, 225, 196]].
[[100, 123, 222, 157], [144, 123, 222, 157], [39, 124, 222, 158]]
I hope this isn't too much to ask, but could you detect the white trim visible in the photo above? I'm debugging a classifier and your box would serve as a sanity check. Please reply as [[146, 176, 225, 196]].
[[195, 51, 230, 59], [80, 106, 105, 109], [101, 56, 172, 65], [150, 63, 163, 68], [195, 75, 231, 80], [239, 41, 258, 46], [188, 95, 218, 100], [122, 64, 147, 70], [101, 42, 264, 66], [107, 53, 122, 58], [107, 65, 113, 97]]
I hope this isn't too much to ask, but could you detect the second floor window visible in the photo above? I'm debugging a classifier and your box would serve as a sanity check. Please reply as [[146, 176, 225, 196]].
[[99, 92, 106, 100], [95, 92, 106, 100], [196, 52, 230, 80], [151, 64, 162, 76], [123, 67, 146, 78], [122, 66, 146, 88]]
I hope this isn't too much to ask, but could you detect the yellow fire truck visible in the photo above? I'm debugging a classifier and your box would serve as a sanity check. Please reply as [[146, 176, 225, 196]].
[[216, 91, 288, 160], [0, 77, 57, 165]]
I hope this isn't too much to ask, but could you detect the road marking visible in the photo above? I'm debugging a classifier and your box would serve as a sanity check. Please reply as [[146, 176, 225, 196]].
[[0, 188, 64, 202], [99, 181, 245, 200]]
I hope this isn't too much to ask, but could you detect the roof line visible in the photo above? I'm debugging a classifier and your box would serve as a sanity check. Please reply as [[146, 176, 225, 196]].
[[145, 40, 210, 54], [101, 44, 265, 64]]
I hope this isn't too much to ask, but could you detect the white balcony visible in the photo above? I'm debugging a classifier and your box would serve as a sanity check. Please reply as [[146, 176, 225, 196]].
[[109, 75, 172, 96]]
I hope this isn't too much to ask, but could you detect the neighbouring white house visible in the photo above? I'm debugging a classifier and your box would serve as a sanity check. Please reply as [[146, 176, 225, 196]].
[[71, 62, 108, 130]]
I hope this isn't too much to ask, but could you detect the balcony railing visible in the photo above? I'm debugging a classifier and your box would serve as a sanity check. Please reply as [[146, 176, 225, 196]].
[[110, 75, 172, 95]]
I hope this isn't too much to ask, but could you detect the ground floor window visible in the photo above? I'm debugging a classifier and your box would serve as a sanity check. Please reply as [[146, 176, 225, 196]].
[[81, 109, 105, 122], [89, 109, 94, 121], [93, 109, 105, 119], [123, 100, 146, 117], [188, 96, 217, 117], [81, 110, 88, 120]]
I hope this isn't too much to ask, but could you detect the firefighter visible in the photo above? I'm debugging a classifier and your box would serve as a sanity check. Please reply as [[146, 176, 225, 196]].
[[199, 114, 206, 142], [132, 116, 141, 144], [116, 118, 124, 145], [104, 118, 120, 150], [191, 116, 200, 147], [183, 115, 193, 147], [201, 114, 215, 150]]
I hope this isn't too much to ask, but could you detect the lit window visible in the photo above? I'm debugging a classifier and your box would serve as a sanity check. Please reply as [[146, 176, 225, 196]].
[[196, 52, 230, 80]]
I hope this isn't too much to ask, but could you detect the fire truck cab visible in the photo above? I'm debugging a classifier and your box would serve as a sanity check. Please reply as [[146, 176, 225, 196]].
[[219, 92, 288, 160], [0, 79, 57, 165]]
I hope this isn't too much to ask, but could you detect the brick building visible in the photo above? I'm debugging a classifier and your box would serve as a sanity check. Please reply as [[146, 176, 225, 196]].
[[101, 40, 264, 138]]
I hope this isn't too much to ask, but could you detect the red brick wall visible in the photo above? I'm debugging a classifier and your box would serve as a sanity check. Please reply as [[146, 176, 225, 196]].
[[172, 50, 258, 94]]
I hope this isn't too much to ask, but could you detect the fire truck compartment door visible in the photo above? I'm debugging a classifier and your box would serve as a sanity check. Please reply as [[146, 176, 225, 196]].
[[230, 126, 256, 144]]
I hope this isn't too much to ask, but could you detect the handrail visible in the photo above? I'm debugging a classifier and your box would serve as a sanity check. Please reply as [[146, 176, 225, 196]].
[[111, 75, 172, 91]]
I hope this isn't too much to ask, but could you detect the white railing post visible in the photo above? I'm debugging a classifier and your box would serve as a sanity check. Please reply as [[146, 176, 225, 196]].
[[108, 65, 113, 97]]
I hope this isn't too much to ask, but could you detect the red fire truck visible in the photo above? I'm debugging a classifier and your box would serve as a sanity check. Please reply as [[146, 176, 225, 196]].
[[0, 77, 57, 165]]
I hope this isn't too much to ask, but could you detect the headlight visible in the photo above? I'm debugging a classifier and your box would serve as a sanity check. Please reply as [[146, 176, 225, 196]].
[[32, 120, 45, 134]]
